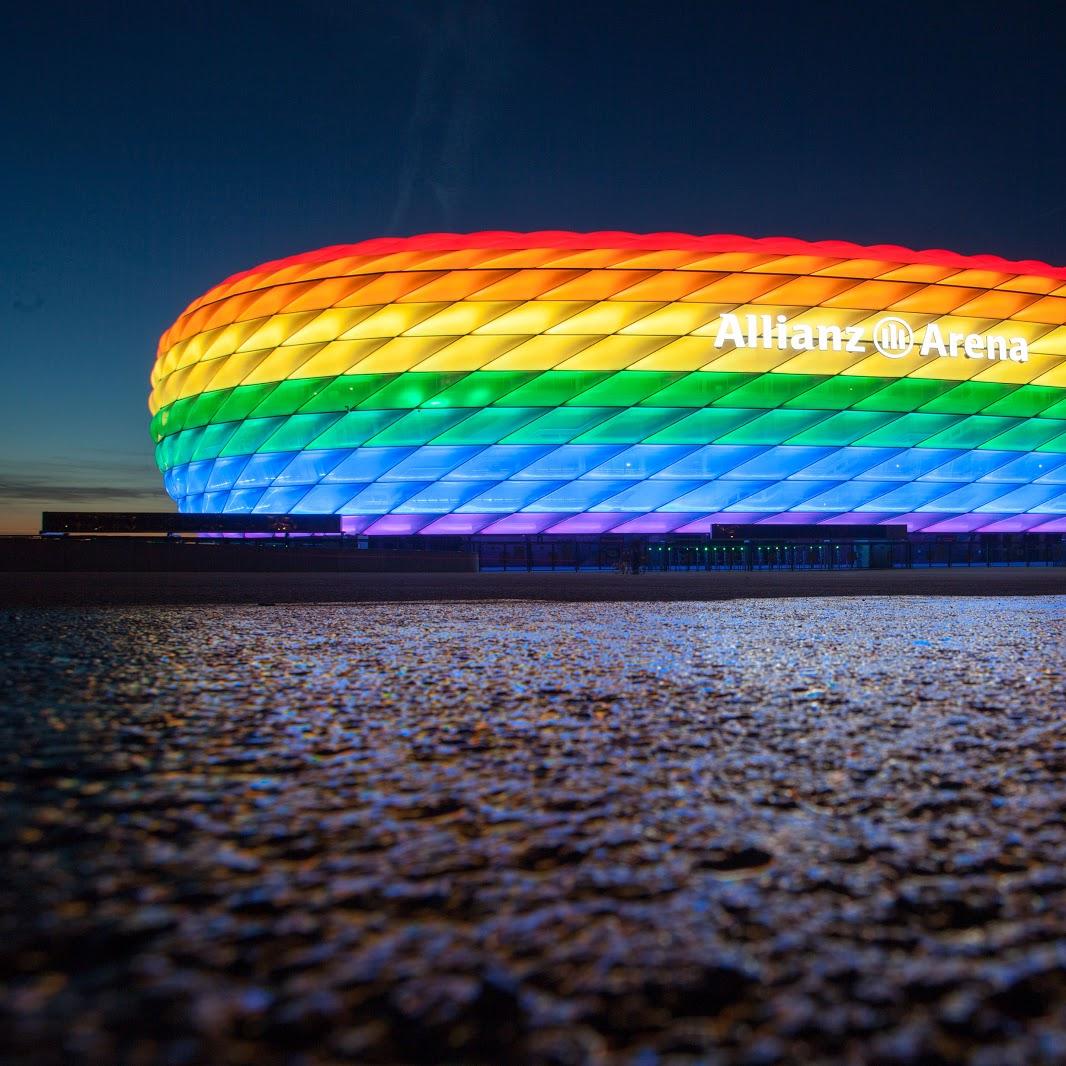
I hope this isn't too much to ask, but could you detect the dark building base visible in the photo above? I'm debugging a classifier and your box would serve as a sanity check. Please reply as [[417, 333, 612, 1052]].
[[5, 513, 1066, 572]]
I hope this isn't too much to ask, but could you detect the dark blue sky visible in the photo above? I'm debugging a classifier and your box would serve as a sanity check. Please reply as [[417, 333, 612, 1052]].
[[2, 0, 1065, 529]]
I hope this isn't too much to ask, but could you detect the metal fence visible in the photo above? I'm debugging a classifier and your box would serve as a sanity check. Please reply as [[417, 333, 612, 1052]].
[[472, 537, 1066, 572], [8, 532, 1065, 573]]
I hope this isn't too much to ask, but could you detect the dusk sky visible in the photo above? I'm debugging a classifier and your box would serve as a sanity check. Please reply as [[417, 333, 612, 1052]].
[[3, 0, 1065, 532]]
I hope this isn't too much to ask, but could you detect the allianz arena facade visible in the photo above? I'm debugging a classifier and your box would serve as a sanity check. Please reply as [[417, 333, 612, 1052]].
[[149, 232, 1066, 536]]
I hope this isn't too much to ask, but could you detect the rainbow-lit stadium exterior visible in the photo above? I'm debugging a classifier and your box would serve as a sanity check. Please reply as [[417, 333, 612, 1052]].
[[149, 232, 1066, 535]]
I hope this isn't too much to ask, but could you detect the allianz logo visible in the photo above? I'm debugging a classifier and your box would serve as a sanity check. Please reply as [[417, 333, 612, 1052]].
[[714, 312, 1029, 363]]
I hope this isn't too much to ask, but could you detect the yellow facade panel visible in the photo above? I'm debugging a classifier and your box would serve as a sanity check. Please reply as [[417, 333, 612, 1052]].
[[906, 358, 988, 382], [626, 336, 718, 371], [185, 355, 240, 399], [473, 301, 594, 335], [1029, 326, 1066, 357], [404, 301, 522, 336], [555, 335, 670, 370], [200, 320, 268, 363], [480, 334, 598, 370], [165, 365, 212, 406], [771, 349, 867, 376], [339, 303, 448, 339], [161, 337, 194, 376], [241, 343, 325, 386], [235, 312, 321, 352], [283, 306, 384, 346], [702, 348, 797, 373], [288, 339, 388, 379], [1026, 362, 1066, 389], [153, 366, 189, 407], [972, 358, 1058, 385], [618, 302, 723, 335], [546, 301, 663, 335], [193, 350, 270, 394], [410, 335, 526, 372], [844, 353, 928, 379], [347, 336, 455, 374]]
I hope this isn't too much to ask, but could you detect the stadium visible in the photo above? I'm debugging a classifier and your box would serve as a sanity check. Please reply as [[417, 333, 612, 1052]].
[[148, 231, 1066, 543]]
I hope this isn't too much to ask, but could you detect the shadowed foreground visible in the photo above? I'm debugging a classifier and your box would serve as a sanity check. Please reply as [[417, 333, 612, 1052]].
[[2, 598, 1066, 1064], [3, 566, 1066, 607]]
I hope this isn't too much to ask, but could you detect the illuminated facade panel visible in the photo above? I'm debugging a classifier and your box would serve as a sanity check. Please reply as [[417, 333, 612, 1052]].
[[149, 232, 1066, 534]]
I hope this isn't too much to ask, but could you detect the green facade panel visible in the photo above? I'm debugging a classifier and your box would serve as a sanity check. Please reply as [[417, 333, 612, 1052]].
[[432, 407, 543, 444], [853, 413, 961, 447], [494, 371, 613, 407], [299, 374, 397, 413], [307, 410, 403, 449], [502, 407, 616, 444]]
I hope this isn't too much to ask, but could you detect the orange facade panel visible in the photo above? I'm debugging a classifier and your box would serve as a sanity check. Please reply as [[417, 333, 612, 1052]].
[[681, 273, 792, 303], [825, 280, 924, 310], [468, 269, 586, 301], [539, 269, 658, 300], [1012, 296, 1066, 325], [394, 269, 517, 302], [613, 271, 724, 300], [889, 285, 978, 314]]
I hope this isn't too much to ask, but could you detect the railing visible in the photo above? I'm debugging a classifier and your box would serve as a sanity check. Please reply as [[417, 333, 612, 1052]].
[[5, 533, 1065, 573], [473, 537, 1066, 572]]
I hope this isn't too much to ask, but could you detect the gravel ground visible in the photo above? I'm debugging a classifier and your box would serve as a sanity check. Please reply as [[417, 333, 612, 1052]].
[[2, 597, 1066, 1065]]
